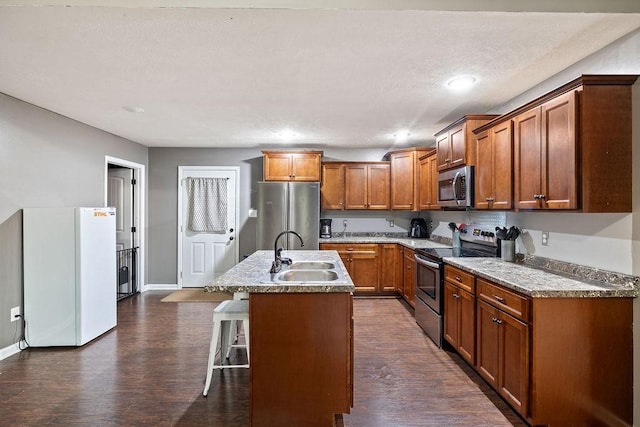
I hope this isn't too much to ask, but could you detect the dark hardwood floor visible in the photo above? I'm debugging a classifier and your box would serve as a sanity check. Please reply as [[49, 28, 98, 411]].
[[0, 292, 526, 426]]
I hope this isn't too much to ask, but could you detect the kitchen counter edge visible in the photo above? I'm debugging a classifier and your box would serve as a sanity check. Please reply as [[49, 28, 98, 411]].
[[444, 257, 638, 298]]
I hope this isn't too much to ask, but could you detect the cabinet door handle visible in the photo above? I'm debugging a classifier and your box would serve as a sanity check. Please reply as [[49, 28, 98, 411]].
[[493, 295, 506, 304], [533, 194, 540, 199], [539, 194, 546, 199], [452, 293, 460, 299], [495, 318, 503, 325], [455, 276, 462, 282], [486, 197, 494, 202]]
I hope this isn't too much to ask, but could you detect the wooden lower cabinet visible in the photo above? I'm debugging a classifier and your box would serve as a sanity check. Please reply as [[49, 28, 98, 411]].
[[320, 243, 380, 293], [402, 247, 415, 307], [443, 282, 476, 365], [379, 243, 399, 292], [476, 299, 529, 416], [445, 269, 634, 425], [319, 242, 415, 303]]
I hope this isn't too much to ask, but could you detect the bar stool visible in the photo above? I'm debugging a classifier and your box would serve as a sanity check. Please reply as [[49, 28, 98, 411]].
[[203, 299, 250, 397], [226, 292, 249, 358]]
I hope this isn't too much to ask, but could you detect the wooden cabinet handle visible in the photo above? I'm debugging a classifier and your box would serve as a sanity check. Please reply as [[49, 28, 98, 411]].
[[493, 295, 506, 304]]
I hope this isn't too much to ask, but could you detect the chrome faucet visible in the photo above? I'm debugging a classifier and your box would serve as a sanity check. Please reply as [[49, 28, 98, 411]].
[[270, 230, 304, 273]]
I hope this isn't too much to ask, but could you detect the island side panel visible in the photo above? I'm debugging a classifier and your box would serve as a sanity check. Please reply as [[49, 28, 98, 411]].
[[249, 292, 353, 427], [530, 297, 633, 426]]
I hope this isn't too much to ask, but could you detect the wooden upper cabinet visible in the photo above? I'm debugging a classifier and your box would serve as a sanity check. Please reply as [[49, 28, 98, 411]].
[[435, 115, 499, 172], [513, 92, 576, 210], [321, 163, 345, 210], [474, 120, 513, 210], [418, 151, 439, 210], [344, 163, 390, 210], [387, 147, 433, 210], [475, 74, 637, 212], [262, 150, 322, 181]]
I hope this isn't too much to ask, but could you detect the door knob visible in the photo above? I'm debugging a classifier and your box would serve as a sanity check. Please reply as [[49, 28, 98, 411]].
[[229, 228, 234, 232], [229, 236, 234, 241]]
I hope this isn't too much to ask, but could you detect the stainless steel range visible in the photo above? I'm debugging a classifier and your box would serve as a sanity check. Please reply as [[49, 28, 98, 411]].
[[414, 224, 499, 347]]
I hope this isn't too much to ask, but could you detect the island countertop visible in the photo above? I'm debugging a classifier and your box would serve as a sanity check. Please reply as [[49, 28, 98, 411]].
[[204, 250, 355, 293]]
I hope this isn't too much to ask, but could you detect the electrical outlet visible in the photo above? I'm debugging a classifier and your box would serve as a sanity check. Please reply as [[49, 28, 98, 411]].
[[389, 220, 394, 227], [343, 219, 348, 227], [542, 231, 549, 246], [10, 306, 20, 322]]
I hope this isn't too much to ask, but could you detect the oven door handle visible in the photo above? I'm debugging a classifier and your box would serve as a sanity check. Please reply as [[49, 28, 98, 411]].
[[414, 255, 441, 269]]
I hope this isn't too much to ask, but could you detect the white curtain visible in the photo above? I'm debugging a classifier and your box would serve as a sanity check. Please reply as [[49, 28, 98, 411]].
[[186, 177, 228, 232]]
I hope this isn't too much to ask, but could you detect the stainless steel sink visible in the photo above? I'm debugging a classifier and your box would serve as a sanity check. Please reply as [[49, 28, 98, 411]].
[[275, 270, 339, 282], [289, 261, 336, 270]]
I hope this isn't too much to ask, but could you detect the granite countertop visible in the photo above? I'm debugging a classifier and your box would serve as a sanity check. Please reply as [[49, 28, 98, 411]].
[[320, 235, 448, 249], [204, 250, 355, 294], [445, 257, 639, 298]]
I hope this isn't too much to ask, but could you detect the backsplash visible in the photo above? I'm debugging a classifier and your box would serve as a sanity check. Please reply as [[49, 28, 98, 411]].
[[519, 254, 639, 290]]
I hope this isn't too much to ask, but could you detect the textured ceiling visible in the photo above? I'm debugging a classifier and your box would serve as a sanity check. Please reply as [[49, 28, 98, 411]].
[[0, 3, 639, 148]]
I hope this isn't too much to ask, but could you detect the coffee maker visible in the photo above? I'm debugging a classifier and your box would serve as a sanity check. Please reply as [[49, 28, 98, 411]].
[[408, 218, 429, 238], [320, 219, 332, 238]]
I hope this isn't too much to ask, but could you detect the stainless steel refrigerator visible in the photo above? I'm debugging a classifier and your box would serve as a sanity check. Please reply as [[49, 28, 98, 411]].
[[256, 181, 320, 250]]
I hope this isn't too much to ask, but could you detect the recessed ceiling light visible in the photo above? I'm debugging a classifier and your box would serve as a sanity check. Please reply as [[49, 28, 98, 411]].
[[393, 131, 411, 143], [122, 106, 145, 113], [276, 129, 300, 142], [446, 75, 477, 91]]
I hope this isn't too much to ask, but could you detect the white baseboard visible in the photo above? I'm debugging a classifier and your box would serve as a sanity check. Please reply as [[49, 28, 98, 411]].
[[144, 283, 178, 291], [0, 342, 21, 361]]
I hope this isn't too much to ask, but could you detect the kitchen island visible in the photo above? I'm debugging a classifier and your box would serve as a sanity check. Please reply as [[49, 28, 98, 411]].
[[205, 250, 355, 427]]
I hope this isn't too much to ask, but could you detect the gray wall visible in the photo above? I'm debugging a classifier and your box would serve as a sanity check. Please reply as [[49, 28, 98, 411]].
[[0, 93, 148, 351], [147, 146, 398, 284]]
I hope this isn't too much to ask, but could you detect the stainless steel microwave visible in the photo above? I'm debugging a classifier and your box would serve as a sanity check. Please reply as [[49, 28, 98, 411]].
[[437, 165, 473, 208]]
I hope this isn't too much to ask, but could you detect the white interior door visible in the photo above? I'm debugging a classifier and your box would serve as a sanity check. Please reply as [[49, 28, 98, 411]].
[[108, 167, 133, 252], [178, 166, 239, 288]]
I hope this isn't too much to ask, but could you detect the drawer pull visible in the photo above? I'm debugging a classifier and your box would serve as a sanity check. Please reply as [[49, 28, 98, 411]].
[[493, 295, 506, 304], [491, 317, 503, 325], [452, 293, 460, 299], [455, 276, 462, 282]]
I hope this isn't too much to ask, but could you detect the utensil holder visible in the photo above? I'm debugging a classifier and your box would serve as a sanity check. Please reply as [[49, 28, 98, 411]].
[[452, 231, 461, 248], [501, 240, 516, 262]]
